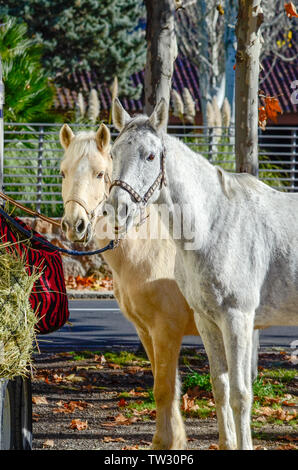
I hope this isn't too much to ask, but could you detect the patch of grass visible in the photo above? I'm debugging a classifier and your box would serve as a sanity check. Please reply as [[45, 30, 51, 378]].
[[68, 351, 100, 361], [104, 350, 149, 367], [183, 372, 212, 393], [262, 368, 297, 383], [119, 388, 155, 403], [127, 399, 156, 413], [253, 376, 285, 400], [252, 430, 273, 440], [182, 398, 216, 419], [181, 353, 206, 367]]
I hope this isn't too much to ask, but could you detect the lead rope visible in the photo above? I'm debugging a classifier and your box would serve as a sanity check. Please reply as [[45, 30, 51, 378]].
[[0, 176, 119, 256], [0, 205, 119, 256]]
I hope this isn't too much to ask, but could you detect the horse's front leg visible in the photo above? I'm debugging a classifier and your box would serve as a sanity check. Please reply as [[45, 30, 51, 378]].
[[150, 326, 186, 450], [222, 309, 255, 450], [194, 313, 237, 450]]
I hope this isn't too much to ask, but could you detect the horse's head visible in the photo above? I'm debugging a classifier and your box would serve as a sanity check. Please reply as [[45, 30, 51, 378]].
[[105, 98, 167, 234], [59, 123, 112, 243]]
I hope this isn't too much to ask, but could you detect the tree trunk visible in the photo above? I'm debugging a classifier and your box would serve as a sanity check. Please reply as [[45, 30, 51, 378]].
[[224, 1, 237, 126], [144, 0, 177, 120], [235, 0, 263, 176]]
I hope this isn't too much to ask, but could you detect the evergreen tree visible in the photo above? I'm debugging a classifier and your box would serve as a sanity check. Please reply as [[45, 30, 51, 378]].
[[1, 0, 146, 98], [0, 17, 55, 122]]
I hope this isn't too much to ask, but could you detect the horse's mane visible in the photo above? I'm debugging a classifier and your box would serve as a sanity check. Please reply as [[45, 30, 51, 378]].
[[118, 118, 277, 200], [215, 167, 273, 199], [167, 132, 275, 199]]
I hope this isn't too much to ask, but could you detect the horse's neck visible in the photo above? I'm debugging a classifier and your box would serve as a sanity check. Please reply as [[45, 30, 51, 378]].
[[160, 135, 222, 249], [94, 207, 155, 275], [93, 220, 124, 273]]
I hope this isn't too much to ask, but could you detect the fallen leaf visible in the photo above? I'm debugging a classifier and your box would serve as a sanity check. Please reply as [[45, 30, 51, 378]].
[[102, 413, 139, 427], [122, 445, 139, 450], [107, 363, 121, 370], [127, 389, 148, 398], [32, 396, 48, 405], [261, 396, 281, 406], [94, 354, 106, 364], [208, 444, 219, 450], [103, 436, 125, 443], [181, 393, 199, 412], [126, 366, 145, 374], [276, 443, 298, 450], [70, 419, 88, 431], [52, 374, 63, 384], [65, 374, 85, 383], [277, 435, 298, 442], [282, 400, 296, 407], [255, 406, 275, 417], [118, 398, 128, 407], [43, 439, 54, 448], [140, 440, 151, 446]]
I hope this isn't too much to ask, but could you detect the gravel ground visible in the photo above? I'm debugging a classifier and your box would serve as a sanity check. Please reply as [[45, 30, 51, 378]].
[[31, 348, 298, 451]]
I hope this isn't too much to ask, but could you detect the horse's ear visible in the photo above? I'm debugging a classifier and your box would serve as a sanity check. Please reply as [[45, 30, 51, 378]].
[[96, 123, 110, 152], [148, 98, 168, 132], [112, 98, 131, 131], [60, 124, 74, 150]]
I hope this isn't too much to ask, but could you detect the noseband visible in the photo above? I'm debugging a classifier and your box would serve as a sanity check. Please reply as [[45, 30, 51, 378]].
[[109, 148, 167, 204], [64, 174, 111, 224]]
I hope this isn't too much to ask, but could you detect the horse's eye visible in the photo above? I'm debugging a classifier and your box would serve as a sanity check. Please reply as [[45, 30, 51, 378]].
[[147, 153, 155, 161], [60, 171, 65, 178], [97, 171, 104, 179]]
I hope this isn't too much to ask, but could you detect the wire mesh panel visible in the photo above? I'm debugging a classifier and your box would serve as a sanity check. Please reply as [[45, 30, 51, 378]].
[[2, 122, 298, 217]]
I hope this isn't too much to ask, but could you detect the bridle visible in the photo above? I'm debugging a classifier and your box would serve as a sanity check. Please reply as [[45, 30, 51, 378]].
[[109, 147, 167, 205], [64, 174, 111, 225]]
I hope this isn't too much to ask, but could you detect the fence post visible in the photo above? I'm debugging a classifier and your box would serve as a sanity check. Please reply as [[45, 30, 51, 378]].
[[36, 126, 44, 212], [208, 126, 213, 163], [290, 129, 297, 191], [0, 54, 4, 193]]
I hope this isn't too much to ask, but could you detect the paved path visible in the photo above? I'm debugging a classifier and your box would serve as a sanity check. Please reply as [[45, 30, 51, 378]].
[[39, 299, 298, 352]]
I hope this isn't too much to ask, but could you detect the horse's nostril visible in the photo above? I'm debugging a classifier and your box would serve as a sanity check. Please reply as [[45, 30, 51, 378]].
[[118, 203, 128, 220], [76, 218, 86, 234]]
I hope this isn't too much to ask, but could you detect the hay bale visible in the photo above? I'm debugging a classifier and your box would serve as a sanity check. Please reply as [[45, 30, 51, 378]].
[[0, 244, 40, 380]]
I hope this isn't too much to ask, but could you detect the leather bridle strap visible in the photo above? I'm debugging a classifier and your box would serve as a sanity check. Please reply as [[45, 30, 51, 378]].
[[65, 174, 111, 222], [109, 149, 167, 204]]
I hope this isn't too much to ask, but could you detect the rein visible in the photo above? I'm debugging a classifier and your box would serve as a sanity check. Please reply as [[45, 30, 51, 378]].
[[0, 190, 61, 227], [109, 148, 167, 204]]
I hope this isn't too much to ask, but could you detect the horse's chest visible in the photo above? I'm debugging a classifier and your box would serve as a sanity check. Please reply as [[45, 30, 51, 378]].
[[174, 251, 207, 313]]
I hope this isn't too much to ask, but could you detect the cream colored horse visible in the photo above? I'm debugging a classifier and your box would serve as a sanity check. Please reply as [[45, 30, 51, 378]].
[[59, 123, 197, 450]]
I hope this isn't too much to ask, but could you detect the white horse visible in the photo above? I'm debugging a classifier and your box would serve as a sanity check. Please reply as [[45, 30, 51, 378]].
[[105, 98, 298, 450], [59, 123, 197, 449]]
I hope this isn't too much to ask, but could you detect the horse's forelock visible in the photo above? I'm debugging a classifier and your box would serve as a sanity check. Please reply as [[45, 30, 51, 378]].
[[114, 115, 158, 146], [63, 130, 104, 162]]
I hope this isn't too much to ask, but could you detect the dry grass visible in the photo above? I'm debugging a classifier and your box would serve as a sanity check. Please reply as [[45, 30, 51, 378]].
[[0, 243, 40, 379]]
